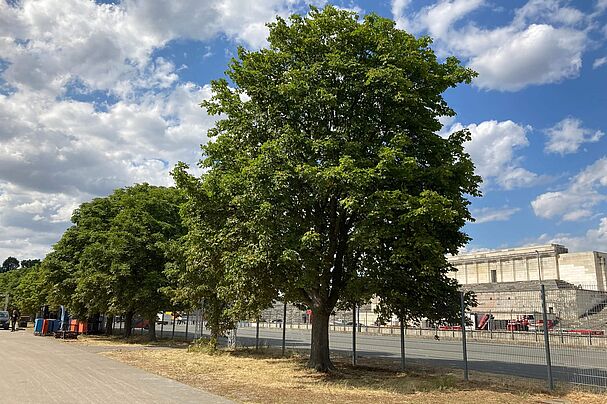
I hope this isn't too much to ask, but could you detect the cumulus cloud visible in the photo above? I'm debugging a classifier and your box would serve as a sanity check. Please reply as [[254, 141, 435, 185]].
[[531, 157, 607, 221], [536, 217, 607, 252], [544, 118, 604, 155], [472, 206, 521, 223], [391, 0, 594, 91], [445, 120, 541, 190], [469, 24, 585, 91], [0, 0, 322, 259]]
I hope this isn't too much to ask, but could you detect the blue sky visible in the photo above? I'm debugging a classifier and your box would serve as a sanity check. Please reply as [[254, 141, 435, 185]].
[[0, 0, 606, 260]]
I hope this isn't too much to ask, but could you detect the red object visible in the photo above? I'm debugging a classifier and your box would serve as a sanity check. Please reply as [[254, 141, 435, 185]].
[[439, 325, 462, 331], [478, 314, 490, 330], [42, 319, 49, 335]]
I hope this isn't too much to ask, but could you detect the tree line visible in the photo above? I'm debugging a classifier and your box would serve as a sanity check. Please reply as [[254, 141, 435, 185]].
[[4, 6, 480, 371]]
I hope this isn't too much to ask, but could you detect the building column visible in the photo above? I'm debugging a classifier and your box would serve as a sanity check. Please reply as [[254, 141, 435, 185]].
[[525, 257, 530, 281]]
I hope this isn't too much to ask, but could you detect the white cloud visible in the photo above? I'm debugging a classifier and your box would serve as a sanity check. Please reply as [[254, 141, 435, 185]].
[[447, 120, 541, 190], [469, 24, 585, 91], [531, 157, 607, 221], [391, 0, 592, 91], [0, 0, 319, 259], [593, 57, 607, 69], [544, 118, 604, 155], [536, 217, 607, 252], [472, 206, 521, 223]]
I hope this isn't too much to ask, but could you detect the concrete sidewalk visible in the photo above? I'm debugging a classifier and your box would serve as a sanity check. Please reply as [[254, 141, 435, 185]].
[[0, 330, 233, 404]]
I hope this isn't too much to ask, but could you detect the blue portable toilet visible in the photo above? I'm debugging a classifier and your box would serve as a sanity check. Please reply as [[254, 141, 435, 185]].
[[34, 318, 43, 334]]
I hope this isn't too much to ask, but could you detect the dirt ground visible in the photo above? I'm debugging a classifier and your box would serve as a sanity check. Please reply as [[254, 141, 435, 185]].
[[68, 335, 607, 404]]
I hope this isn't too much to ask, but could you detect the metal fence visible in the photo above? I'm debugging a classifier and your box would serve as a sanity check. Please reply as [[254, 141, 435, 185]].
[[227, 282, 607, 390], [115, 282, 607, 390]]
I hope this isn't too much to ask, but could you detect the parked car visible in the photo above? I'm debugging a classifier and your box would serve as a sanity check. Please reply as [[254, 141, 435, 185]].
[[271, 319, 283, 323], [0, 311, 10, 330]]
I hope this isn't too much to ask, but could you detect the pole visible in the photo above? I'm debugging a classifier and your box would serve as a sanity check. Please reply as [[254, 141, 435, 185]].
[[160, 312, 164, 339], [171, 311, 176, 340], [559, 311, 563, 344], [185, 311, 190, 341], [460, 292, 469, 381], [400, 315, 405, 371], [535, 250, 542, 281], [281, 301, 287, 356], [352, 305, 357, 366], [587, 310, 592, 346], [201, 300, 205, 336], [256, 317, 260, 350], [540, 284, 554, 390]]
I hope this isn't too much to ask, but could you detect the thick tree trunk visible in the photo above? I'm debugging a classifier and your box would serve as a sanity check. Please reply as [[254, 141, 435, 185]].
[[308, 309, 334, 371], [105, 315, 114, 336], [124, 311, 134, 338], [148, 313, 157, 342]]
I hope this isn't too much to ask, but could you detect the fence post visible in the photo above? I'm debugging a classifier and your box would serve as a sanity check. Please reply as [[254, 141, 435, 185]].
[[281, 301, 287, 356], [460, 292, 469, 381], [559, 311, 563, 344], [511, 309, 514, 340], [400, 315, 405, 371], [256, 317, 260, 350], [160, 312, 164, 339], [586, 311, 592, 346], [185, 311, 190, 341], [171, 311, 176, 340], [540, 284, 554, 391], [352, 305, 357, 366], [489, 310, 493, 339]]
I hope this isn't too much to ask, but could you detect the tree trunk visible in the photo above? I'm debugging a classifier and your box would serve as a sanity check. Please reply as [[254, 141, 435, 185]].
[[124, 311, 134, 338], [308, 309, 334, 371], [148, 313, 157, 342], [105, 315, 114, 336]]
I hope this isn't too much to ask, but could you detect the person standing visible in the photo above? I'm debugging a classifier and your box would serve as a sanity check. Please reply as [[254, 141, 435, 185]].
[[11, 308, 19, 332]]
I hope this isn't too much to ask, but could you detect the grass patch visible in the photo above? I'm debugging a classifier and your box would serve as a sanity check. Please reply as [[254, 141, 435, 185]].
[[68, 333, 190, 349], [84, 339, 606, 404]]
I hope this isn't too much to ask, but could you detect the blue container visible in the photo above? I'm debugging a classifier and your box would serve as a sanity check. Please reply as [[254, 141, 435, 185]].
[[34, 318, 43, 334], [49, 319, 61, 332]]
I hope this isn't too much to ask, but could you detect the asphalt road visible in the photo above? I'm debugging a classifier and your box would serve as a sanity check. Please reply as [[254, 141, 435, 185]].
[[229, 326, 607, 388]]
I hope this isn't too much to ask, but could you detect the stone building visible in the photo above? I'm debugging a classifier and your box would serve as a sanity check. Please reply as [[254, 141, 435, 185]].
[[448, 244, 607, 291], [448, 244, 607, 327]]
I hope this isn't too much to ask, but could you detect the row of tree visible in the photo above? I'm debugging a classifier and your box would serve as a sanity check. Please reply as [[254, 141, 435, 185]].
[[0, 257, 40, 273], [6, 7, 481, 371]]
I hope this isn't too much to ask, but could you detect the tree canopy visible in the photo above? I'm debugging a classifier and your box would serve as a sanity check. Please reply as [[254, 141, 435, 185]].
[[174, 6, 480, 371], [1, 257, 20, 273], [40, 184, 186, 339]]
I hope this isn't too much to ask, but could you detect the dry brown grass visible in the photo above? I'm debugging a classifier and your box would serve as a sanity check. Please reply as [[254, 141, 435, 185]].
[[68, 336, 605, 404]]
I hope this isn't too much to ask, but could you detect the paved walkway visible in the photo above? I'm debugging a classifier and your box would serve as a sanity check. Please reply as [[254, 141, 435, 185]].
[[0, 330, 233, 404]]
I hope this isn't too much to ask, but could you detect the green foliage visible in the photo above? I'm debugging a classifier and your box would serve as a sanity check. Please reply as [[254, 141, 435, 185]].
[[0, 262, 47, 316], [1, 256, 19, 273], [40, 184, 186, 326], [20, 259, 41, 269], [177, 6, 480, 369]]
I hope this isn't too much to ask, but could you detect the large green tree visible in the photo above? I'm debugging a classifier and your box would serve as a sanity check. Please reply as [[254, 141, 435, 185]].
[[178, 6, 480, 370], [41, 184, 185, 340]]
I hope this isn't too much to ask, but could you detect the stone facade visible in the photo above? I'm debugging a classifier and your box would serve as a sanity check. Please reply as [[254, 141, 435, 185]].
[[448, 244, 607, 291]]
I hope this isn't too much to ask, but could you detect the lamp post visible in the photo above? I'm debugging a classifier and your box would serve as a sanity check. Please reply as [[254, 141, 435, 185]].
[[535, 250, 542, 282]]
